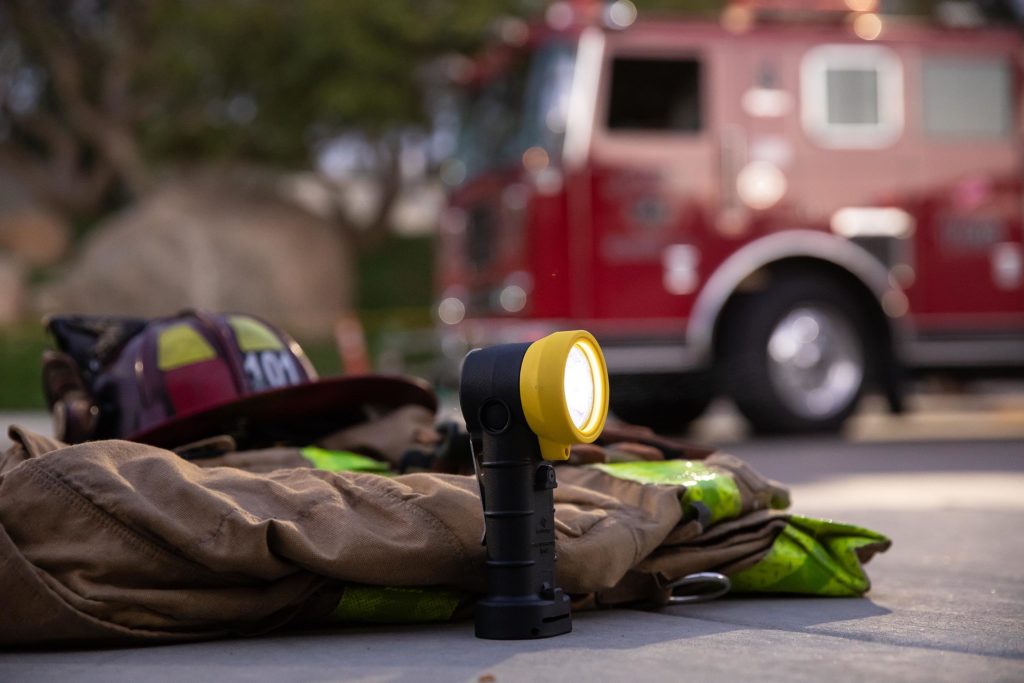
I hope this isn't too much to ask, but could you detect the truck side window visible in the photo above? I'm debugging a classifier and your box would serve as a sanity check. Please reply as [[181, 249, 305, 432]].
[[606, 58, 702, 133], [923, 57, 1012, 139], [455, 60, 530, 181], [801, 45, 902, 148]]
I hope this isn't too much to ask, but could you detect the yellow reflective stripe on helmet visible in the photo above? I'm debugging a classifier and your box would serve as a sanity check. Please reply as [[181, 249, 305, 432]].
[[157, 324, 217, 370], [229, 315, 284, 352]]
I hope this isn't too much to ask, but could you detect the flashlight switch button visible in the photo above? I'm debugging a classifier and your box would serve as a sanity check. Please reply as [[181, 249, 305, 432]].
[[535, 464, 557, 490], [480, 400, 510, 434]]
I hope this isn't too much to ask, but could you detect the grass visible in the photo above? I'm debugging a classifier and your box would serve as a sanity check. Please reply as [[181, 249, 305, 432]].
[[0, 235, 438, 409], [0, 325, 49, 410], [356, 235, 435, 311], [0, 313, 435, 410], [298, 307, 434, 378]]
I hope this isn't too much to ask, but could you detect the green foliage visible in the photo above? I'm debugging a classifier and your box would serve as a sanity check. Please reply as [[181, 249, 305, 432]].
[[141, 0, 525, 167], [296, 336, 343, 377], [0, 321, 432, 409], [0, 326, 47, 410], [357, 235, 435, 310], [274, 235, 437, 380]]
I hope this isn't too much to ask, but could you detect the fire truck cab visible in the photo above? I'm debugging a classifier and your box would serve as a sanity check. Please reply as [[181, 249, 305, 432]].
[[436, 4, 1024, 433]]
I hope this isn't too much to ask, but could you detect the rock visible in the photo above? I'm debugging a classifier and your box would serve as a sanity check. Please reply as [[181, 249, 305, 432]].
[[36, 177, 353, 338], [0, 208, 71, 267], [0, 253, 26, 324]]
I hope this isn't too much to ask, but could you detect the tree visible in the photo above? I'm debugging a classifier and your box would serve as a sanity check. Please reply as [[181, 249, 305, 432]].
[[0, 0, 150, 218], [0, 0, 524, 243], [2, 0, 970, 242]]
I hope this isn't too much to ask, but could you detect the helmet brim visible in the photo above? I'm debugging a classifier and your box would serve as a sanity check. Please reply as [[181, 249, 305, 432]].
[[128, 374, 437, 450]]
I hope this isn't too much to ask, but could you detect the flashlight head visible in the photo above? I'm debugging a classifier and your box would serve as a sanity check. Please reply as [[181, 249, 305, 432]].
[[519, 330, 609, 461], [460, 330, 609, 462]]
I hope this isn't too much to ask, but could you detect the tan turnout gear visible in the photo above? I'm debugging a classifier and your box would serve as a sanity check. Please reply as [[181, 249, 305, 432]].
[[0, 424, 889, 647]]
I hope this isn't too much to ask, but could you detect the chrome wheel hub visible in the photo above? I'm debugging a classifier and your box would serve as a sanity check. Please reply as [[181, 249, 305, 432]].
[[766, 306, 864, 419]]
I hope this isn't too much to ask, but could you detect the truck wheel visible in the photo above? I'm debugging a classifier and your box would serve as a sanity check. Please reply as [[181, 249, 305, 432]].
[[721, 276, 870, 434], [609, 373, 714, 435]]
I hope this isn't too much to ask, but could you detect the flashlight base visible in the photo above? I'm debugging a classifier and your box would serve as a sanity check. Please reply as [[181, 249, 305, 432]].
[[474, 590, 572, 640]]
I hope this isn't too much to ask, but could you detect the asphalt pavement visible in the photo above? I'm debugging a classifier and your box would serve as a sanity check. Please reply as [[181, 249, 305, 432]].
[[1, 396, 1023, 682]]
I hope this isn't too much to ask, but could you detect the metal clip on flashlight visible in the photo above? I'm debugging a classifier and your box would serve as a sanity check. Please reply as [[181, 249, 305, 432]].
[[460, 330, 609, 640]]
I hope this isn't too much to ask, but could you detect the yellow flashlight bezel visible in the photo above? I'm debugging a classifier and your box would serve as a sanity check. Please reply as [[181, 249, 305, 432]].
[[519, 330, 609, 461]]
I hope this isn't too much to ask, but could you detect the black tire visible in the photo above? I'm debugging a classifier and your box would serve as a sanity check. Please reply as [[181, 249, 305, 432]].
[[609, 372, 714, 435], [720, 275, 872, 434]]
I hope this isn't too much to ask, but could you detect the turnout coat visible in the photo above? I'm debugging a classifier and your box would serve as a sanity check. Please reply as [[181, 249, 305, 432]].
[[0, 422, 889, 647]]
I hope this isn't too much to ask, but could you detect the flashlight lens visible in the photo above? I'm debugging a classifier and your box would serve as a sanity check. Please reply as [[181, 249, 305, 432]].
[[564, 343, 595, 430]]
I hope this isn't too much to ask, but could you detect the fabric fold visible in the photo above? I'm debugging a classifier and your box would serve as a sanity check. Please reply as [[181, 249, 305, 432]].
[[0, 428, 889, 646]]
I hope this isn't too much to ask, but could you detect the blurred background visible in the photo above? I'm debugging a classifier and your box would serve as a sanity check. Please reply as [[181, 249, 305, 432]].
[[2, 7, 1021, 674], [0, 0, 1021, 442]]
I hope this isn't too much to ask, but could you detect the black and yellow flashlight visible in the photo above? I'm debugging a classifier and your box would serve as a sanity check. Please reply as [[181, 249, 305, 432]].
[[460, 330, 609, 639]]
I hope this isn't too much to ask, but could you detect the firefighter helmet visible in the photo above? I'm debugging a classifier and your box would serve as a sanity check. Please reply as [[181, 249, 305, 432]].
[[42, 310, 435, 449]]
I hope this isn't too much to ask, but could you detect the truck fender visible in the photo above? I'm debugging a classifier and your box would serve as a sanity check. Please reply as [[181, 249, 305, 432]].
[[687, 230, 910, 383]]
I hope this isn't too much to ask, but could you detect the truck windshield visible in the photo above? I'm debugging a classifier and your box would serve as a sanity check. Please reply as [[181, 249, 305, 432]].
[[455, 42, 576, 182]]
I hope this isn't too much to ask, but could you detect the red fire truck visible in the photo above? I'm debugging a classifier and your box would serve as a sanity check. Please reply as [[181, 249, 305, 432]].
[[435, 1, 1024, 433]]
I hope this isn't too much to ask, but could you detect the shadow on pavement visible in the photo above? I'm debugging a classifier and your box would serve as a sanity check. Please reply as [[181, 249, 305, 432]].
[[0, 598, 889, 671], [656, 594, 891, 629]]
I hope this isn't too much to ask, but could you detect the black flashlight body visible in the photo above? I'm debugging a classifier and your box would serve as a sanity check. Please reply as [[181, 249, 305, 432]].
[[460, 344, 573, 640]]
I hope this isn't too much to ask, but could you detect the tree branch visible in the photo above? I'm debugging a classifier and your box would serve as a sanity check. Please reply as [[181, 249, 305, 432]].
[[8, 0, 151, 196], [4, 107, 76, 164], [102, 0, 149, 125], [357, 135, 403, 250], [314, 134, 404, 251], [0, 140, 115, 217]]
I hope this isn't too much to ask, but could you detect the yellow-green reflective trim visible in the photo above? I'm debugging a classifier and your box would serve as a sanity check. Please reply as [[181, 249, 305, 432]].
[[229, 316, 284, 352], [301, 447, 390, 473], [331, 586, 466, 623], [592, 460, 743, 525], [157, 324, 217, 370], [729, 515, 890, 596]]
